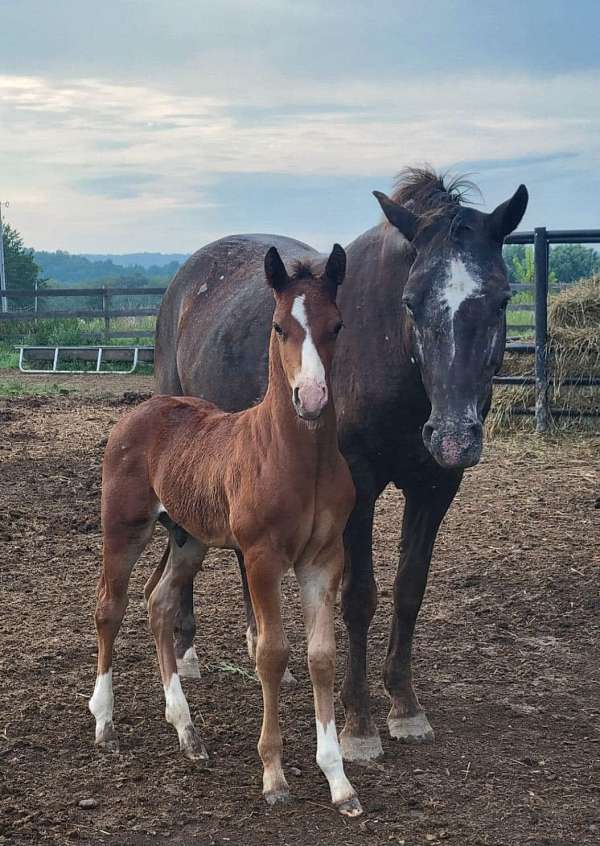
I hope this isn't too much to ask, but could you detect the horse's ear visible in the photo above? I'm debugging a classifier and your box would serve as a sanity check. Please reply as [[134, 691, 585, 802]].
[[324, 243, 346, 293], [264, 246, 289, 292], [373, 191, 418, 241], [488, 184, 528, 243]]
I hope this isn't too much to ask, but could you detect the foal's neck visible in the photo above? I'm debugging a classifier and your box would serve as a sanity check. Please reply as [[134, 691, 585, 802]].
[[259, 333, 337, 456]]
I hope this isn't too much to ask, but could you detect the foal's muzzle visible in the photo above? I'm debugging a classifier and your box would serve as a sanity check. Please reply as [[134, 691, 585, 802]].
[[293, 381, 328, 420], [422, 415, 483, 470]]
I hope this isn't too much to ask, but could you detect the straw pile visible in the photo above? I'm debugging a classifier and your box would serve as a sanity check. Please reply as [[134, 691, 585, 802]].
[[488, 274, 600, 434]]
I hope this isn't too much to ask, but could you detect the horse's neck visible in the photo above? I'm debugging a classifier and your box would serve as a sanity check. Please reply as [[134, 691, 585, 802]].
[[257, 334, 338, 462]]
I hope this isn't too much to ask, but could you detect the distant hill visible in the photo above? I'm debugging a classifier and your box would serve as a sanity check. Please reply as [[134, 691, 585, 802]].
[[34, 250, 188, 285], [82, 252, 190, 269]]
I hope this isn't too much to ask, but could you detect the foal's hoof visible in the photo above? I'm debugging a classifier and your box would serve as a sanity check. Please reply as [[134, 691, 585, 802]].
[[176, 647, 202, 680], [336, 796, 363, 818], [180, 726, 209, 763], [340, 729, 383, 762], [96, 724, 119, 754], [281, 667, 298, 687], [387, 711, 435, 744], [264, 788, 290, 806]]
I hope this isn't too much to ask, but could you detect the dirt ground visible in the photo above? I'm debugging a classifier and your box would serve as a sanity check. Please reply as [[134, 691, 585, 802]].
[[1, 373, 598, 846]]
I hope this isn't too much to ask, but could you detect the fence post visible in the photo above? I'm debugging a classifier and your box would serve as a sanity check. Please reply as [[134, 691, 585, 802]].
[[102, 287, 110, 341], [534, 227, 549, 432], [34, 280, 38, 324]]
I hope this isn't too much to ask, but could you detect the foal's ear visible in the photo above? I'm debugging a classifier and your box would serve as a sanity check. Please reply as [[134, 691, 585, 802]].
[[264, 246, 289, 292], [488, 184, 529, 243], [373, 190, 418, 242], [324, 243, 346, 293]]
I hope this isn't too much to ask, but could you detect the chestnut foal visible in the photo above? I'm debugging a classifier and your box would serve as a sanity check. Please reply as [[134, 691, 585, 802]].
[[89, 244, 362, 816]]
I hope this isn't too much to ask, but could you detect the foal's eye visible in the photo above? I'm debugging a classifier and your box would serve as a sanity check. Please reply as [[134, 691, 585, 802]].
[[333, 321, 344, 336], [273, 323, 284, 336]]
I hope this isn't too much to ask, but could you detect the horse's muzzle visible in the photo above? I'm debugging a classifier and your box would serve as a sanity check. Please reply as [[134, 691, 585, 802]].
[[293, 382, 328, 421], [422, 417, 483, 470]]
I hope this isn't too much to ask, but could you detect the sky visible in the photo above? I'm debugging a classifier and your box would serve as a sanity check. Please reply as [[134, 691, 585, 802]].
[[1, 0, 599, 253]]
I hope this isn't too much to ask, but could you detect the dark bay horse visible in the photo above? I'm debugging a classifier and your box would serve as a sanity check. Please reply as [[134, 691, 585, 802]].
[[90, 246, 363, 815], [154, 168, 528, 761]]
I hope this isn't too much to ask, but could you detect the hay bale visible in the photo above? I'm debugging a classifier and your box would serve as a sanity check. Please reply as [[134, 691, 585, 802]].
[[488, 275, 600, 434]]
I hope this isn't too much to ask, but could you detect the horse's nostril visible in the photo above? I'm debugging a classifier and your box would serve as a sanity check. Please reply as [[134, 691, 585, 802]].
[[422, 423, 434, 445], [293, 387, 300, 405]]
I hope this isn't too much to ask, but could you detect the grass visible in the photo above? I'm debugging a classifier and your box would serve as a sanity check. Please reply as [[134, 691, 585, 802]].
[[0, 379, 76, 398]]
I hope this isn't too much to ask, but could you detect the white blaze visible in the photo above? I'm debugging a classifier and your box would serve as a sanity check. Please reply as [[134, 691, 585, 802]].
[[316, 719, 356, 805], [443, 257, 481, 320], [441, 257, 482, 360], [89, 669, 114, 741], [291, 294, 325, 385]]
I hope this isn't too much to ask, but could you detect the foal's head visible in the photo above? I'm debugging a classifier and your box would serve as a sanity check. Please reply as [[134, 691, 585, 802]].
[[264, 244, 346, 423], [374, 169, 528, 470]]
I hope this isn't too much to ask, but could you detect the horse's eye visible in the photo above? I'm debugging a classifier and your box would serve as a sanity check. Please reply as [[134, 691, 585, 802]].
[[333, 321, 344, 336], [273, 323, 284, 336]]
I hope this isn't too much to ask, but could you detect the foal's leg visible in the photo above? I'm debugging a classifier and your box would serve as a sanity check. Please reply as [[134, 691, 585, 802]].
[[238, 550, 296, 686], [89, 520, 154, 752], [245, 553, 290, 804], [339, 479, 383, 761], [147, 535, 208, 761], [383, 472, 461, 743], [297, 549, 362, 817]]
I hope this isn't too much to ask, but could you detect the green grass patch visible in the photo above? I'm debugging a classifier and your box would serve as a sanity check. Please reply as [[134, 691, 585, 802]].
[[0, 379, 76, 398]]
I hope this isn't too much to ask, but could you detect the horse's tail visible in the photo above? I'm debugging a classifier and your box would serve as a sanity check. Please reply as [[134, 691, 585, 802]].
[[143, 540, 170, 607]]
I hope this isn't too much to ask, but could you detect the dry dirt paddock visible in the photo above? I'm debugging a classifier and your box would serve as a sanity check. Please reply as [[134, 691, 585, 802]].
[[0, 373, 599, 846]]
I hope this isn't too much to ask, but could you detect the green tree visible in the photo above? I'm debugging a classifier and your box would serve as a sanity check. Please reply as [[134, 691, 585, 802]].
[[549, 244, 600, 284], [2, 222, 43, 292]]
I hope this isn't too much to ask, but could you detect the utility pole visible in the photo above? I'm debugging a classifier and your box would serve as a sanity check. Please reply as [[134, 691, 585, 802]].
[[0, 201, 9, 313]]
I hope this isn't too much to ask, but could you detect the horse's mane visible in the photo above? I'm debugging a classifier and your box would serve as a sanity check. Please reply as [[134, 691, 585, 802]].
[[391, 167, 481, 216], [289, 259, 319, 280]]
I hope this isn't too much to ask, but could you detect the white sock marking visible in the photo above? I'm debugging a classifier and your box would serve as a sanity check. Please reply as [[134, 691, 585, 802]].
[[291, 294, 325, 385], [316, 719, 356, 804], [89, 669, 114, 741], [164, 673, 193, 743]]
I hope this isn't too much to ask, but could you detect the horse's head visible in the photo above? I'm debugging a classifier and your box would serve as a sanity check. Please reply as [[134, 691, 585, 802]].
[[264, 244, 346, 423], [374, 176, 528, 469]]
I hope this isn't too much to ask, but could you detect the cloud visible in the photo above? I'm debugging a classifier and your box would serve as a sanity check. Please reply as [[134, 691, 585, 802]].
[[1, 68, 599, 250]]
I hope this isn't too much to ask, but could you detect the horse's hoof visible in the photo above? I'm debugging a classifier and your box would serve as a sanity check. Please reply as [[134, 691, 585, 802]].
[[96, 724, 119, 754], [340, 730, 383, 762], [387, 711, 435, 744], [281, 667, 297, 687], [264, 788, 290, 806], [180, 726, 209, 763], [176, 647, 201, 680], [336, 796, 363, 817]]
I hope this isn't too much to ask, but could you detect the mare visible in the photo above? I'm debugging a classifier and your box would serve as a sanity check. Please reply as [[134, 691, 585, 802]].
[[153, 168, 528, 760], [89, 245, 363, 815]]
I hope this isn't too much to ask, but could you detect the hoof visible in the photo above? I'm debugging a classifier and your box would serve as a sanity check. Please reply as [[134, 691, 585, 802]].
[[336, 795, 363, 817], [264, 787, 290, 806], [96, 724, 119, 754], [340, 730, 383, 762], [387, 711, 435, 744], [176, 647, 201, 680], [281, 667, 297, 687], [180, 726, 209, 763]]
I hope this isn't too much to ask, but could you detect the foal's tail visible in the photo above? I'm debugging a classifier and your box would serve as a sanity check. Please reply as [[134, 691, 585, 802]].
[[143, 541, 170, 607]]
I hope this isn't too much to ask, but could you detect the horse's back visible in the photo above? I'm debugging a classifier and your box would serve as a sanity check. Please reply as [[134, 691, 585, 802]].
[[155, 234, 319, 409]]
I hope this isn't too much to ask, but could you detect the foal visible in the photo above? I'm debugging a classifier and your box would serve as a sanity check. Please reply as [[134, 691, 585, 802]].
[[89, 244, 362, 816]]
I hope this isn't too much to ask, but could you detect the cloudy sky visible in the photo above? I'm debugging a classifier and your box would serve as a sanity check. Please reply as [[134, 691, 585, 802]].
[[1, 0, 599, 253]]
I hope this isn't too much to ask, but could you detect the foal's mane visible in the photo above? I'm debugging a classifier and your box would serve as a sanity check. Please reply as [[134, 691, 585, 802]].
[[391, 167, 481, 229], [289, 259, 319, 281]]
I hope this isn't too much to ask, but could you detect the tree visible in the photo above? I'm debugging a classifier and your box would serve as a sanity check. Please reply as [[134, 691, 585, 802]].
[[549, 244, 600, 284], [2, 222, 43, 292]]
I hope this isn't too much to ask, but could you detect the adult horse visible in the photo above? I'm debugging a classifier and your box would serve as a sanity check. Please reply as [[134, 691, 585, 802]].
[[154, 168, 528, 761]]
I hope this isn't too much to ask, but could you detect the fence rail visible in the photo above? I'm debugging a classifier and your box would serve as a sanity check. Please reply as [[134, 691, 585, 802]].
[[2, 228, 599, 430]]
